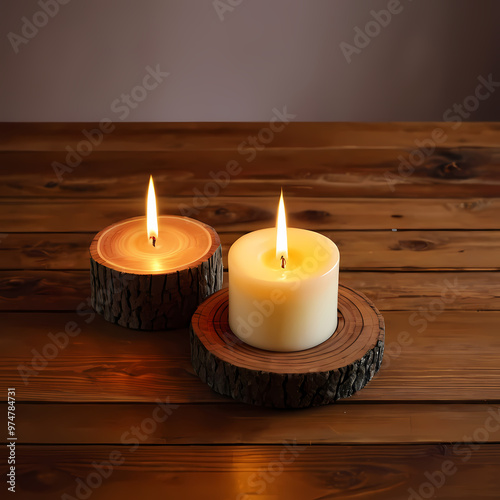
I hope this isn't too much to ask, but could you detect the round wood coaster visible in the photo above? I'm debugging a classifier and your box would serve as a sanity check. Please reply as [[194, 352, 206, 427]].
[[190, 285, 384, 408], [90, 216, 223, 330]]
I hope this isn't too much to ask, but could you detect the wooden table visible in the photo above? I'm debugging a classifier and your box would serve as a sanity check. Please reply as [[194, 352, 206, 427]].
[[1, 123, 499, 499]]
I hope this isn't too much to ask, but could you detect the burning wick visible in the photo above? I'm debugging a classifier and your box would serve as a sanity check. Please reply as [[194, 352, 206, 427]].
[[150, 236, 156, 247], [280, 255, 286, 269]]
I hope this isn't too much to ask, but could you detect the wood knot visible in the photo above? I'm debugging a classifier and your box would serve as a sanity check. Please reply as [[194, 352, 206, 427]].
[[433, 159, 471, 179], [209, 204, 269, 224], [443, 161, 460, 173], [390, 240, 435, 252], [22, 241, 80, 261], [0, 278, 36, 298], [329, 469, 362, 489], [458, 200, 491, 211], [18, 467, 74, 492], [23, 248, 51, 259], [435, 443, 453, 456], [296, 209, 330, 221]]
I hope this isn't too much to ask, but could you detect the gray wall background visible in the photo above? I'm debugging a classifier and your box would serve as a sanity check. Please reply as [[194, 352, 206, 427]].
[[1, 0, 500, 121]]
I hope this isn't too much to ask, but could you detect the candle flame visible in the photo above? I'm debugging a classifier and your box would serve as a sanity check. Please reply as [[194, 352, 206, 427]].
[[276, 188, 288, 268], [147, 175, 158, 246]]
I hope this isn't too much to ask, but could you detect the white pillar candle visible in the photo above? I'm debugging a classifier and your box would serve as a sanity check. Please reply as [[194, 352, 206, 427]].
[[228, 193, 340, 352]]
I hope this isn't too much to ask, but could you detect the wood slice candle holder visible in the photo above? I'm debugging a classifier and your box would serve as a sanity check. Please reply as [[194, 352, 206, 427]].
[[90, 216, 223, 330], [190, 285, 384, 408]]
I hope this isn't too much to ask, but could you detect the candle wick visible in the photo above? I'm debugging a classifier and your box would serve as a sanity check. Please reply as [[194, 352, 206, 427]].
[[280, 255, 286, 269], [150, 236, 156, 247]]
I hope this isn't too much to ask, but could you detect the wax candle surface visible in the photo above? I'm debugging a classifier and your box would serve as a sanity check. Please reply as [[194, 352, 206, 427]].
[[228, 228, 339, 352], [96, 216, 213, 274]]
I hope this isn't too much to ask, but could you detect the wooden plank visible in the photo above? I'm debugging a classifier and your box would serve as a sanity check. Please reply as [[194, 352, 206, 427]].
[[1, 197, 499, 232], [346, 271, 500, 311], [2, 311, 500, 403], [10, 402, 500, 445], [1, 270, 497, 312], [14, 445, 500, 499], [2, 147, 500, 199], [0, 270, 91, 310], [1, 231, 499, 271], [2, 122, 500, 150]]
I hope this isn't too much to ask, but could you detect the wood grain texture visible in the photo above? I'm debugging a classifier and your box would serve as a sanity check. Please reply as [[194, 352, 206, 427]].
[[2, 122, 500, 498], [2, 122, 500, 150], [1, 231, 499, 271], [2, 147, 500, 199], [191, 287, 384, 408], [1, 270, 498, 311], [1, 197, 499, 232], [13, 444, 500, 500], [11, 402, 500, 444], [2, 311, 500, 403]]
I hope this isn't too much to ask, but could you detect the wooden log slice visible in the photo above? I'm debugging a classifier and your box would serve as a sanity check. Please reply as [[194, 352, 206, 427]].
[[90, 216, 223, 330], [190, 285, 384, 408]]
